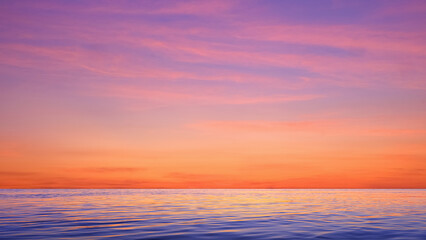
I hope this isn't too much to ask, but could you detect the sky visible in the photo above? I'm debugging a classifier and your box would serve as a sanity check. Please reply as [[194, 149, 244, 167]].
[[0, 0, 425, 188]]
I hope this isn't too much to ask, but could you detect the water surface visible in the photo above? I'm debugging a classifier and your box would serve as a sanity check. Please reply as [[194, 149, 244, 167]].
[[0, 189, 425, 239]]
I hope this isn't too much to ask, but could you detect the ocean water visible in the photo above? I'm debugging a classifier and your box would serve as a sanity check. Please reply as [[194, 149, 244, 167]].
[[0, 189, 425, 239]]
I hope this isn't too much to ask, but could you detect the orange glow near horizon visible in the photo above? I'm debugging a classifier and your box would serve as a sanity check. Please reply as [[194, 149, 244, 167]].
[[0, 0, 425, 188]]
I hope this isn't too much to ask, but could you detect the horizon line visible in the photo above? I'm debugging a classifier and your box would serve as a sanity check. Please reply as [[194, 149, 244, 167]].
[[1, 188, 425, 190]]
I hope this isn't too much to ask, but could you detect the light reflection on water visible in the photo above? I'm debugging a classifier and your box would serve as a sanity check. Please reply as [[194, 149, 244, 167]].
[[0, 189, 425, 239]]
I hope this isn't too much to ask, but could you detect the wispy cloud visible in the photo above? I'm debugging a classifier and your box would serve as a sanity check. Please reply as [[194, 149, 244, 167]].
[[2, 1, 425, 90], [193, 120, 426, 136], [70, 167, 147, 173], [87, 83, 323, 106]]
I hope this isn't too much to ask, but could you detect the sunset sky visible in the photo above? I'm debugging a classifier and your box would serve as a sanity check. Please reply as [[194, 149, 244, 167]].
[[0, 0, 425, 188]]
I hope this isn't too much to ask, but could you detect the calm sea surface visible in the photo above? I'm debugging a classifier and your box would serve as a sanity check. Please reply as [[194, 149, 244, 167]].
[[0, 189, 425, 239]]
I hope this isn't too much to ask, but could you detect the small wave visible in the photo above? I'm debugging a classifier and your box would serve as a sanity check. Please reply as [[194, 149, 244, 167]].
[[0, 189, 425, 239]]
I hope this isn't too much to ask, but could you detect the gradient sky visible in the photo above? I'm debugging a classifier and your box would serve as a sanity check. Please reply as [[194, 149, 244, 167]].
[[1, 0, 425, 188]]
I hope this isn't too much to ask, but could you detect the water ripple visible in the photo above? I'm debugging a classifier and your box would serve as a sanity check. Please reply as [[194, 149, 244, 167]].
[[0, 189, 425, 239]]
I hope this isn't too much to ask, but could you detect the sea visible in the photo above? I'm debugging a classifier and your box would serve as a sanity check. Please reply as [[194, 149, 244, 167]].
[[0, 189, 425, 239]]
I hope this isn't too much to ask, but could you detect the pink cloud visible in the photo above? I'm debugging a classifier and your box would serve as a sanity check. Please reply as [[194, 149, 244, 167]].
[[193, 120, 426, 136], [88, 83, 323, 106], [2, 3, 425, 90], [15, 0, 237, 16], [236, 24, 426, 55], [0, 43, 307, 89], [194, 120, 338, 133]]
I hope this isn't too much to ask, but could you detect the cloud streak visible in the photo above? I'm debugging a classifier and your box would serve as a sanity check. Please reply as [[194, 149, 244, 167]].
[[1, 1, 426, 90], [193, 120, 426, 136], [70, 167, 147, 174]]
